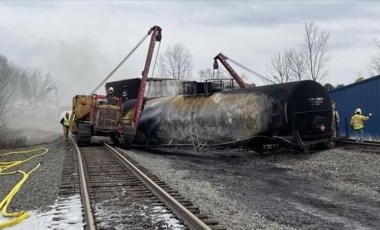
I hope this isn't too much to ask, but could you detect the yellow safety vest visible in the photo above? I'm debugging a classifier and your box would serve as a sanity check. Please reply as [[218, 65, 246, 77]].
[[350, 114, 367, 130], [63, 117, 70, 127]]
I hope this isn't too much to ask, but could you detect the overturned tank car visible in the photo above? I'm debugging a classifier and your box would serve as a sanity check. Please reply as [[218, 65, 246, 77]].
[[112, 79, 332, 152], [137, 80, 332, 151]]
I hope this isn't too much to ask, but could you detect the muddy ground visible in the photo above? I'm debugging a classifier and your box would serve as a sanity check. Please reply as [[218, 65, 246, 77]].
[[124, 146, 380, 230]]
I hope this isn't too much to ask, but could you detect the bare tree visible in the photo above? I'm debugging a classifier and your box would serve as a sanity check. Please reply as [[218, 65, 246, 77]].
[[303, 22, 330, 82], [0, 55, 14, 133], [199, 68, 213, 81], [288, 49, 307, 81], [19, 68, 56, 114], [368, 39, 380, 76], [267, 50, 293, 83], [158, 43, 193, 80], [198, 68, 227, 81]]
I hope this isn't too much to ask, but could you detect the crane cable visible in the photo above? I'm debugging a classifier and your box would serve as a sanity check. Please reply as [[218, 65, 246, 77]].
[[146, 40, 162, 98], [91, 28, 154, 94], [0, 148, 48, 228], [227, 57, 275, 84]]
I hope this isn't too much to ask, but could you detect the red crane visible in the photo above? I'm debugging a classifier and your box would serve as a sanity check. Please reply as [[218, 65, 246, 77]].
[[214, 53, 274, 87], [213, 53, 247, 88], [132, 25, 162, 135]]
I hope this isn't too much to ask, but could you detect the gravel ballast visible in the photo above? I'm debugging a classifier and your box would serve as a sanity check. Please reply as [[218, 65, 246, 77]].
[[120, 147, 380, 230], [0, 131, 65, 213], [2, 130, 379, 230]]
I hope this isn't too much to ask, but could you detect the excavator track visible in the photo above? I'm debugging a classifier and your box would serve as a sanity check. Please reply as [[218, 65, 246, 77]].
[[122, 125, 134, 148], [76, 123, 92, 145]]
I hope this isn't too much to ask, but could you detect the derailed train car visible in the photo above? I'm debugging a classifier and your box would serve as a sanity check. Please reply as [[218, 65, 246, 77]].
[[114, 79, 333, 152]]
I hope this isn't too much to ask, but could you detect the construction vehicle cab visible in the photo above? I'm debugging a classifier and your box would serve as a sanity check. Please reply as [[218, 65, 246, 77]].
[[69, 94, 123, 145]]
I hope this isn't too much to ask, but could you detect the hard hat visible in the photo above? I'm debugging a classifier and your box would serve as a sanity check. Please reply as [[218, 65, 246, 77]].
[[109, 87, 114, 92], [355, 108, 362, 114]]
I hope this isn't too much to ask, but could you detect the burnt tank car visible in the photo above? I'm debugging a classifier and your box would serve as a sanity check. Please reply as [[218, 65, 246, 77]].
[[122, 80, 332, 151]]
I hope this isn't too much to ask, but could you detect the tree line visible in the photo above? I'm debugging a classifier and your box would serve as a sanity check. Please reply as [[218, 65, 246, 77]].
[[0, 54, 56, 138]]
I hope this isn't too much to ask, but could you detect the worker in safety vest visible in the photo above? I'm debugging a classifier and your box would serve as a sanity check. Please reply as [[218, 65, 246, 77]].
[[350, 108, 370, 143], [60, 112, 70, 141]]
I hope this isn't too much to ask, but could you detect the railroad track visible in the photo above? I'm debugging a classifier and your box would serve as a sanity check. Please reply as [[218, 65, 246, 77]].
[[337, 138, 380, 154], [61, 136, 224, 230]]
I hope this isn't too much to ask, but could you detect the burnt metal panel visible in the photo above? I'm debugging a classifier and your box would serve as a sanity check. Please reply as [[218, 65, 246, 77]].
[[105, 78, 183, 99], [182, 81, 215, 95], [135, 92, 272, 146], [329, 75, 380, 139], [134, 80, 332, 147]]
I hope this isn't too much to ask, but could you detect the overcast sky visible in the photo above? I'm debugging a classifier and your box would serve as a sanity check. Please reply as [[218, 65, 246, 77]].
[[1, 1, 379, 106]]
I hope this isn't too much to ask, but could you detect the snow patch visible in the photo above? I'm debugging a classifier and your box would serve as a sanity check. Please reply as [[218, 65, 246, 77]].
[[1, 194, 83, 230]]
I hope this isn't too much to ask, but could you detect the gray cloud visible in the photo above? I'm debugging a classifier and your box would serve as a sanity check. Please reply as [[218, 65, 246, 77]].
[[0, 0, 379, 97], [112, 1, 380, 28]]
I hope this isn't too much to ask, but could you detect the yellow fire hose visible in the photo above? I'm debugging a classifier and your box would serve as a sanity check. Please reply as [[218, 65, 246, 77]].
[[0, 148, 48, 229]]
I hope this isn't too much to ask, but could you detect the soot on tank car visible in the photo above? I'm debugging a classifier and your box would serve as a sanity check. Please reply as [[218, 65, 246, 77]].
[[109, 79, 333, 152]]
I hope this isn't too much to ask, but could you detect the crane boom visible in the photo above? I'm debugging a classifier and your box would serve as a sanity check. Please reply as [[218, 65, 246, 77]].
[[132, 25, 162, 135], [214, 53, 275, 87], [214, 53, 246, 88]]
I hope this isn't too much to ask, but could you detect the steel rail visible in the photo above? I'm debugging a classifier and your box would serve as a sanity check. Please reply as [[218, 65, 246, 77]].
[[68, 135, 96, 230], [339, 139, 380, 148], [103, 142, 212, 230]]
